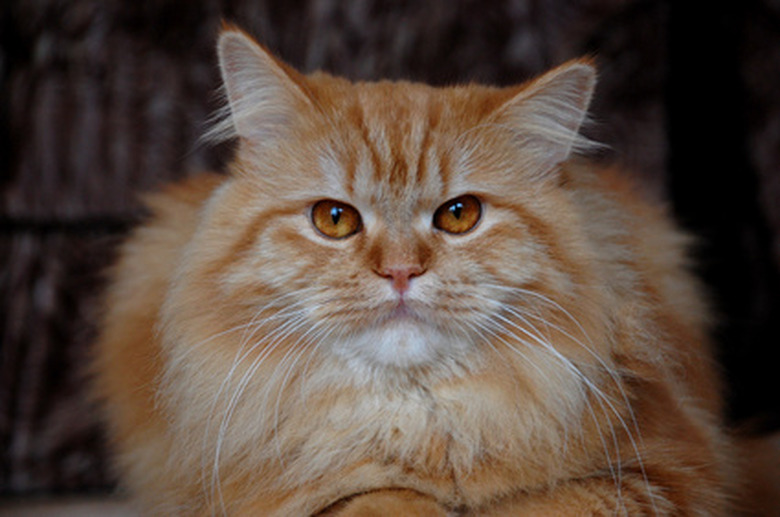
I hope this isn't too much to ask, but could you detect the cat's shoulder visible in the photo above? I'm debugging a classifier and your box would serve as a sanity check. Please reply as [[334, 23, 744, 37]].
[[110, 172, 226, 285], [563, 159, 665, 216], [143, 172, 226, 219]]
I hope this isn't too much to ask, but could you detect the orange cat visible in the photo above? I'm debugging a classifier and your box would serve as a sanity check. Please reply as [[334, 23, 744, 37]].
[[93, 26, 737, 515]]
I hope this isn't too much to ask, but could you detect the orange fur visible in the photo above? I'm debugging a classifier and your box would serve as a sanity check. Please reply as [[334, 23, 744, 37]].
[[93, 28, 737, 515]]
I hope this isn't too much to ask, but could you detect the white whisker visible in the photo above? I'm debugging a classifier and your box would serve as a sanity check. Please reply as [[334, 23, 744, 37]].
[[269, 319, 330, 465], [203, 287, 324, 515], [490, 309, 625, 507], [210, 314, 310, 507], [476, 284, 659, 514]]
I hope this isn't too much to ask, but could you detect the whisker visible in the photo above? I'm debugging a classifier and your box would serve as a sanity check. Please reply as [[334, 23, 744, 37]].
[[197, 304, 311, 514], [204, 289, 324, 515], [297, 320, 343, 403], [210, 314, 311, 502], [477, 285, 658, 514], [270, 319, 330, 465], [490, 309, 626, 508]]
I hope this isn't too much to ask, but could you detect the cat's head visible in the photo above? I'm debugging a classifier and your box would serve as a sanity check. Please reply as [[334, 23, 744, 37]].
[[169, 28, 599, 383]]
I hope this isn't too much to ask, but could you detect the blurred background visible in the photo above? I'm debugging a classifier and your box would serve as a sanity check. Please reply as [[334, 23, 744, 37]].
[[2, 0, 779, 508]]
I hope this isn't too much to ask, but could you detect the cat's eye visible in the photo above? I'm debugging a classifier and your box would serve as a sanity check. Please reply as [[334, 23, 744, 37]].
[[311, 199, 362, 239], [433, 195, 482, 235]]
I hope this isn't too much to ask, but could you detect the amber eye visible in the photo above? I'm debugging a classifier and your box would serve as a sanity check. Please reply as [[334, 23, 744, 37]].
[[433, 195, 482, 235], [311, 199, 362, 239]]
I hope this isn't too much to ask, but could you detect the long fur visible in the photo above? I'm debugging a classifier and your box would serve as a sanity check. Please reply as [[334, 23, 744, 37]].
[[93, 28, 736, 515]]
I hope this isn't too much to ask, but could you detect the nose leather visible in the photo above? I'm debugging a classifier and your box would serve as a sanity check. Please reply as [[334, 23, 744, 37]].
[[376, 265, 425, 294]]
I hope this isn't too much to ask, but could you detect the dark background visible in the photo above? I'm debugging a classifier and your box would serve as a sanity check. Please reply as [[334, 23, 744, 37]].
[[2, 0, 779, 496]]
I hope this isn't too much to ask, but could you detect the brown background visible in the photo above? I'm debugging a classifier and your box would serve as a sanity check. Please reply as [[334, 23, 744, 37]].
[[2, 0, 780, 496]]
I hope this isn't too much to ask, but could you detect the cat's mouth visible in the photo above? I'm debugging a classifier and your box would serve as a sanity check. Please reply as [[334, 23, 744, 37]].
[[385, 300, 418, 321], [373, 299, 432, 330]]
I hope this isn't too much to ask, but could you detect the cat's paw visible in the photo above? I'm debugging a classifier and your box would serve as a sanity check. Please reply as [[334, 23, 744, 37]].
[[319, 489, 449, 517]]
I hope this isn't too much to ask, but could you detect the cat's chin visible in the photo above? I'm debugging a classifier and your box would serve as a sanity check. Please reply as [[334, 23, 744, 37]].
[[334, 317, 470, 373]]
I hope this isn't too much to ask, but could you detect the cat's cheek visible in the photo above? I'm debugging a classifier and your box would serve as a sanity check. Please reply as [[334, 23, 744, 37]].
[[478, 237, 543, 287], [223, 227, 327, 294]]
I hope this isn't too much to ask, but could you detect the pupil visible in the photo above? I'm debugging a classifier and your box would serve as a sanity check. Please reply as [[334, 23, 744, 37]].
[[330, 206, 342, 225], [450, 202, 463, 219]]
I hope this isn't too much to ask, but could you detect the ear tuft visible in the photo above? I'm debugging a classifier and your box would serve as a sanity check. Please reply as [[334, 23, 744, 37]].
[[494, 60, 598, 174], [207, 29, 310, 144]]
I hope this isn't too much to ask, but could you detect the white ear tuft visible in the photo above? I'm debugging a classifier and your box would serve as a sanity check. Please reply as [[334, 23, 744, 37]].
[[495, 60, 598, 174], [208, 29, 310, 144]]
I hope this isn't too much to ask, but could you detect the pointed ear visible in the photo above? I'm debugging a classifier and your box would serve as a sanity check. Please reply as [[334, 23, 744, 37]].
[[211, 28, 311, 143], [493, 60, 597, 174]]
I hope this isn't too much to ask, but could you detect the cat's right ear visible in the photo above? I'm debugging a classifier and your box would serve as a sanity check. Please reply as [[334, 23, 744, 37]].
[[209, 28, 312, 144]]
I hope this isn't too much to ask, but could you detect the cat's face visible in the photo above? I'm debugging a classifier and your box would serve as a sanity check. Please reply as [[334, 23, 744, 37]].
[[175, 29, 597, 381]]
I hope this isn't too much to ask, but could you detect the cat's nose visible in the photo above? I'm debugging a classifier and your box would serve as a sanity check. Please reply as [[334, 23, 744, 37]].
[[375, 265, 426, 294]]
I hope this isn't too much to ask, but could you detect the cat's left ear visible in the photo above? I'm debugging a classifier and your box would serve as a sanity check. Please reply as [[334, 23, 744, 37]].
[[210, 27, 313, 144], [494, 59, 597, 175]]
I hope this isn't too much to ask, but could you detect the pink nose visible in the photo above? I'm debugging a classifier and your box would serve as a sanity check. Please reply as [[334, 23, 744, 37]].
[[376, 265, 425, 294]]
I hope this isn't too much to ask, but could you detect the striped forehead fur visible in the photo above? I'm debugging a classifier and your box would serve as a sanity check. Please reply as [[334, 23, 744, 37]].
[[209, 29, 599, 183]]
